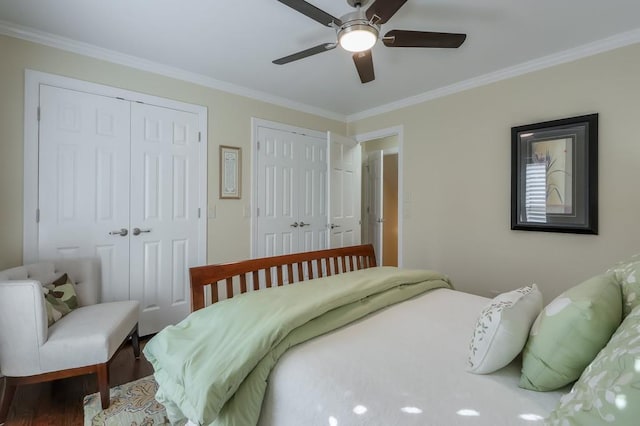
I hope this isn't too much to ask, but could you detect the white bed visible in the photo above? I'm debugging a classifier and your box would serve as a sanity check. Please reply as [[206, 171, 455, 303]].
[[260, 288, 565, 426], [152, 245, 567, 426]]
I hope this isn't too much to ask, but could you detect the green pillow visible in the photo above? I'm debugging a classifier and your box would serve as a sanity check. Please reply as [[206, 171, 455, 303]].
[[42, 273, 79, 326], [607, 254, 640, 317], [520, 273, 622, 391], [546, 304, 640, 425]]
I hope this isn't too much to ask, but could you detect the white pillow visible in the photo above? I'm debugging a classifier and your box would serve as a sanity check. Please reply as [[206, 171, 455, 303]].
[[467, 284, 543, 374]]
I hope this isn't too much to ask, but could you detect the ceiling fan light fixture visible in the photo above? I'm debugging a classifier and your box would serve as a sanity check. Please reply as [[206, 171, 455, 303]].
[[338, 24, 378, 52]]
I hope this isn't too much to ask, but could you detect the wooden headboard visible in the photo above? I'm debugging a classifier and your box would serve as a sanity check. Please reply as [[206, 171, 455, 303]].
[[189, 244, 377, 311]]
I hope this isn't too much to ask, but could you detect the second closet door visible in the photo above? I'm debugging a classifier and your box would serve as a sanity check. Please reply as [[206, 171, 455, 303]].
[[255, 126, 327, 258], [129, 103, 200, 336]]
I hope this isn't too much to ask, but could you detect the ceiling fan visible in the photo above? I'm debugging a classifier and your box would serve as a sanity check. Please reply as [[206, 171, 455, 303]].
[[272, 0, 467, 84]]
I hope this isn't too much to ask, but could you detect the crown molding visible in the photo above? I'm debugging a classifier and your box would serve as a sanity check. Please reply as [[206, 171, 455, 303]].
[[0, 20, 347, 123], [347, 28, 640, 122], [2, 20, 639, 125]]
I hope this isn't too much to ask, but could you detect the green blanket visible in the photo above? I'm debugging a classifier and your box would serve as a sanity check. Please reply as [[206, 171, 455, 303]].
[[143, 266, 451, 425]]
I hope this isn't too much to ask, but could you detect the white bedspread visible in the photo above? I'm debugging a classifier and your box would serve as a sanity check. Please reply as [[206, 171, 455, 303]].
[[258, 288, 565, 426]]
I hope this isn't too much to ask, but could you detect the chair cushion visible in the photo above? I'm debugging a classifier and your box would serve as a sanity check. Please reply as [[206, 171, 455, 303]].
[[38, 300, 139, 374]]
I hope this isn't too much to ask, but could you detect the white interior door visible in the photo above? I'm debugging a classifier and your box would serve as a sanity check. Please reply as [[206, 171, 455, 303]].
[[256, 126, 299, 257], [38, 85, 131, 302], [368, 150, 384, 265], [129, 103, 200, 336], [255, 126, 327, 258], [328, 132, 361, 248], [297, 134, 328, 253]]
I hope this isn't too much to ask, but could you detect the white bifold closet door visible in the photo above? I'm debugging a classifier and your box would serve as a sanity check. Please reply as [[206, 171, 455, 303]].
[[255, 126, 328, 258], [129, 103, 199, 335], [328, 131, 362, 248], [38, 85, 200, 335]]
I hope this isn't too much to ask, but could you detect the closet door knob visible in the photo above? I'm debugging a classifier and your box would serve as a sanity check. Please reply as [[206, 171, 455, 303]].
[[290, 222, 299, 228], [299, 221, 310, 227], [132, 227, 152, 236], [108, 228, 128, 237]]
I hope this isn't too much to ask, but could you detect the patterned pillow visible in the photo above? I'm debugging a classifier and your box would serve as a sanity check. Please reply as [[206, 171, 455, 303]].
[[607, 254, 640, 317], [42, 273, 78, 326], [546, 304, 640, 425], [45, 273, 78, 310], [467, 284, 543, 374], [520, 274, 622, 391]]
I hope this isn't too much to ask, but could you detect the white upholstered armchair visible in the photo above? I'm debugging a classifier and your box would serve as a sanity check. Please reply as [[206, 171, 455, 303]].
[[0, 258, 139, 423]]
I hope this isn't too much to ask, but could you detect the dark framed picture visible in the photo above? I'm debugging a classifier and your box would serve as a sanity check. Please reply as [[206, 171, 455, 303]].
[[511, 114, 598, 234]]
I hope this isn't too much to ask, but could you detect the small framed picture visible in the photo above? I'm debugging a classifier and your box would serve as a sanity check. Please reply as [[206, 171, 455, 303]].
[[511, 114, 598, 234], [219, 145, 241, 199]]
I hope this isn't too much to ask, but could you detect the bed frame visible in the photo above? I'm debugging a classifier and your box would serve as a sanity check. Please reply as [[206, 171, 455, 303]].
[[190, 244, 377, 311]]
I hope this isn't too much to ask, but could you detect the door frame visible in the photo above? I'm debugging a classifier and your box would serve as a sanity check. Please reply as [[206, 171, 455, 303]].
[[23, 69, 208, 264], [354, 125, 404, 267], [250, 118, 327, 258]]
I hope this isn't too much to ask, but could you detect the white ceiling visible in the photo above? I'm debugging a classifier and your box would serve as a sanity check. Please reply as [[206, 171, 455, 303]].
[[2, 0, 640, 120]]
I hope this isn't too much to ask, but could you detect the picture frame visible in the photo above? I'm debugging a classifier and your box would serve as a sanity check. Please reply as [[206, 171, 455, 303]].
[[219, 145, 241, 199], [511, 114, 598, 234]]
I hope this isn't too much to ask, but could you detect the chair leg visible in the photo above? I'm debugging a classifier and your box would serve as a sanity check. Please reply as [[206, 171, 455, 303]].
[[0, 377, 17, 425], [96, 363, 110, 409], [131, 326, 140, 360]]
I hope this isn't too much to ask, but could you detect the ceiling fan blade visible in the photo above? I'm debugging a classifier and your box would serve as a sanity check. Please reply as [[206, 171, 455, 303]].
[[273, 43, 337, 65], [366, 0, 408, 25], [383, 30, 467, 48], [277, 0, 342, 27], [352, 50, 375, 84]]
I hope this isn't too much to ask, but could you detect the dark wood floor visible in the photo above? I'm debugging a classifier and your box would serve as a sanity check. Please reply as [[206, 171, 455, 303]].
[[2, 338, 154, 426]]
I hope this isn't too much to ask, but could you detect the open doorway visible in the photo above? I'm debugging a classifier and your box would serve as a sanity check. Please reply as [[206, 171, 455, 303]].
[[360, 136, 399, 267]]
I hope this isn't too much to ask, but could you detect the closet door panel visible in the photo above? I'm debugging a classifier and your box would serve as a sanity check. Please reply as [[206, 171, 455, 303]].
[[130, 103, 199, 336], [38, 85, 131, 302], [328, 132, 362, 248], [296, 134, 328, 252], [256, 127, 300, 257]]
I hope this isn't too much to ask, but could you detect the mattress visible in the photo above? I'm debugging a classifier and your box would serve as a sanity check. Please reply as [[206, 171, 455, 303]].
[[258, 288, 565, 426]]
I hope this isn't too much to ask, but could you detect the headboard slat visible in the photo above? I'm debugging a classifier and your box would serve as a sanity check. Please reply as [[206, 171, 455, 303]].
[[225, 278, 233, 299], [297, 262, 303, 282], [286, 264, 294, 284], [276, 267, 282, 286], [240, 274, 247, 294], [252, 270, 259, 290]]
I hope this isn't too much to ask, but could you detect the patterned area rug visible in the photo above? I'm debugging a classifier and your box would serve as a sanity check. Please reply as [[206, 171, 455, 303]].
[[83, 375, 171, 426]]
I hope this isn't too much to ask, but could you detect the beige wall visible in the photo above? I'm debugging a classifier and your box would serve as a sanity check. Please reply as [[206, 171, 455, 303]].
[[3, 34, 639, 302], [362, 135, 398, 153], [0, 35, 346, 270], [349, 43, 640, 302]]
